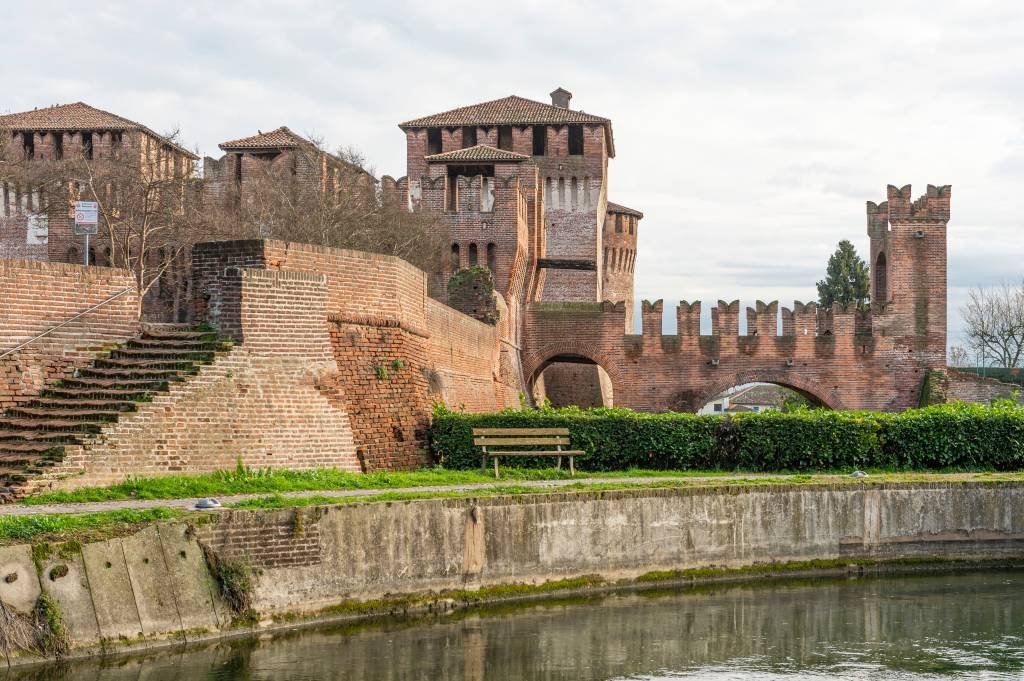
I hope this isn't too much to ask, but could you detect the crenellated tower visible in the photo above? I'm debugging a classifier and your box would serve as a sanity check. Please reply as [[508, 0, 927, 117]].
[[866, 184, 949, 365], [602, 202, 642, 332]]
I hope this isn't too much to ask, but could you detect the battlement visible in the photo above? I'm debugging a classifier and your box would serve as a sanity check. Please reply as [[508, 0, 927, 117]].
[[883, 184, 951, 222], [635, 298, 872, 339]]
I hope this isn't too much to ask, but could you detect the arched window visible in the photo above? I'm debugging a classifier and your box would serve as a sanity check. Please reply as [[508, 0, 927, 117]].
[[875, 252, 887, 304], [468, 243, 478, 267], [450, 243, 460, 270], [486, 243, 496, 272]]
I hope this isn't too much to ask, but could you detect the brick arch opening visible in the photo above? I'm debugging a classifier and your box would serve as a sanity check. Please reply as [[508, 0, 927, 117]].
[[689, 371, 846, 414], [523, 343, 622, 407]]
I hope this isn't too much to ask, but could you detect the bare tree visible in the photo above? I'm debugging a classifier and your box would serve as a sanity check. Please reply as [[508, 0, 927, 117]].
[[948, 344, 970, 368], [961, 282, 1024, 368], [2, 129, 213, 320], [205, 138, 449, 274]]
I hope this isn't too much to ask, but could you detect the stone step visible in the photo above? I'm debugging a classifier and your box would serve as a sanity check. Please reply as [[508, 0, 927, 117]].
[[0, 441, 63, 454], [0, 418, 104, 433], [26, 398, 138, 412], [4, 407, 123, 421], [127, 338, 222, 351], [43, 387, 157, 400], [0, 430, 79, 443], [76, 368, 181, 380], [92, 358, 200, 371], [110, 347, 215, 361], [141, 329, 217, 341]]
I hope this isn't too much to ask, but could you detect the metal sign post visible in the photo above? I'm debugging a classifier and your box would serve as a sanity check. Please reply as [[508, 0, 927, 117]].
[[73, 201, 99, 265]]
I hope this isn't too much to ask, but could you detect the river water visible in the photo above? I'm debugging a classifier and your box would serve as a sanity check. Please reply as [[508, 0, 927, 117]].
[[7, 570, 1024, 680]]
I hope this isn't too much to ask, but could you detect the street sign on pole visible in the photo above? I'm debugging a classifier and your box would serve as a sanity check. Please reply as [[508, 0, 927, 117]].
[[74, 201, 99, 265]]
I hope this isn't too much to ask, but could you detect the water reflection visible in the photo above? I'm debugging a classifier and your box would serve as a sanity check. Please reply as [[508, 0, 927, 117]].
[[6, 570, 1024, 680]]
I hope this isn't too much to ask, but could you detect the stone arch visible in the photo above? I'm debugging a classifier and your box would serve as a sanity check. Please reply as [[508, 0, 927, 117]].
[[689, 370, 847, 413], [522, 341, 623, 388]]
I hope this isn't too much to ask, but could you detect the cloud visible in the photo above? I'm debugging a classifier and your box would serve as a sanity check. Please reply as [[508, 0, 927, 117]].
[[4, 0, 1023, 350]]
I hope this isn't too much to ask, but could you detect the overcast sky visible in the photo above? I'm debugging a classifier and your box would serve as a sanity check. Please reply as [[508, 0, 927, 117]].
[[5, 0, 1023, 346]]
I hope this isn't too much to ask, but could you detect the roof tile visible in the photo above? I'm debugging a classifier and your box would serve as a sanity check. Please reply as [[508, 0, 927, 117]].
[[401, 95, 615, 157], [0, 102, 197, 159], [607, 201, 644, 218], [425, 144, 530, 163]]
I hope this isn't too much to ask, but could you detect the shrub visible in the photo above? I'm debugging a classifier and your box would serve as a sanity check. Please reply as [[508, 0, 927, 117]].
[[429, 401, 1024, 472]]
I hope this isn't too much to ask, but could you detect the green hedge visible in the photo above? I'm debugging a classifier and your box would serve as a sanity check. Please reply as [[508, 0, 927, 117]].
[[429, 401, 1024, 472]]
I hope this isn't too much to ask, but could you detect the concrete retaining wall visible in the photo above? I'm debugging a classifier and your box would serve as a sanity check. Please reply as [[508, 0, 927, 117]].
[[3, 482, 1024, 658]]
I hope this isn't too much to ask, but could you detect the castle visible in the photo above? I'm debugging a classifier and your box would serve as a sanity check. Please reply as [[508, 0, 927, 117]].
[[0, 90, 1012, 492]]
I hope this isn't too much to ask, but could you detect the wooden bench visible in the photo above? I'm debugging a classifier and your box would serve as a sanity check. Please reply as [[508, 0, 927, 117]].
[[472, 428, 585, 479]]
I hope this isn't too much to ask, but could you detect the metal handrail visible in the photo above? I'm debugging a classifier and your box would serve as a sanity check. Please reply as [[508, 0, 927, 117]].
[[0, 287, 135, 360]]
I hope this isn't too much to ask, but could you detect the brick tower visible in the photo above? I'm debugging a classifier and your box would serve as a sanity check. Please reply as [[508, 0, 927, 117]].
[[602, 202, 642, 332], [866, 184, 949, 365]]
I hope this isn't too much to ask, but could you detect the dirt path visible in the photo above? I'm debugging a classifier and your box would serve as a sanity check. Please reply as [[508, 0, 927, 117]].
[[4, 474, 801, 516]]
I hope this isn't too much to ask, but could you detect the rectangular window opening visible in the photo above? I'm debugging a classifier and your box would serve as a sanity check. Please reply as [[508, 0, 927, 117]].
[[568, 125, 584, 155], [497, 126, 513, 151], [82, 132, 94, 160], [53, 133, 63, 160], [427, 128, 442, 155], [462, 127, 477, 148], [22, 133, 34, 159], [532, 125, 547, 155]]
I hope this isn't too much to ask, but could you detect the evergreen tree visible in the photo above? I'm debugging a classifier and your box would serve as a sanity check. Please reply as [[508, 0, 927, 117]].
[[816, 240, 870, 308]]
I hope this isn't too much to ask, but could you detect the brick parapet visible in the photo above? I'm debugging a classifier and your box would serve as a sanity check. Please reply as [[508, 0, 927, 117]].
[[0, 259, 139, 409]]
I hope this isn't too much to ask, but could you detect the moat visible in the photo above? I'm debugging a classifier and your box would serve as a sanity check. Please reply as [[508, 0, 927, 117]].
[[11, 569, 1024, 680]]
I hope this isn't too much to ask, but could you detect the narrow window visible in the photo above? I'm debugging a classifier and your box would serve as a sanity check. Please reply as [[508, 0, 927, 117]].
[[468, 243, 478, 267], [497, 126, 513, 151], [532, 125, 547, 155], [82, 132, 93, 160], [462, 126, 477, 147], [583, 176, 591, 209], [481, 176, 495, 212], [446, 175, 458, 212], [570, 177, 579, 210], [558, 177, 565, 207], [451, 243, 460, 270], [486, 243, 496, 271], [427, 128, 442, 154], [615, 214, 623, 233], [875, 252, 887, 303], [545, 178, 553, 206], [111, 131, 123, 153], [568, 125, 584, 155], [234, 154, 242, 185], [53, 133, 63, 160], [1, 184, 8, 217], [22, 133, 34, 159]]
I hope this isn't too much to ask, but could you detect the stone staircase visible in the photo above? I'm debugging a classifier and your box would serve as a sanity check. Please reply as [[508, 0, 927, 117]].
[[0, 325, 230, 500]]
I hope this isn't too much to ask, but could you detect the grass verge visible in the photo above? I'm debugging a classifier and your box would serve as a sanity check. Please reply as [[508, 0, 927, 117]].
[[19, 466, 734, 505], [0, 508, 187, 545]]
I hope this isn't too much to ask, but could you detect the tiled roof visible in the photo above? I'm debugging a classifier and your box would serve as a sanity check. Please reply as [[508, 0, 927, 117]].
[[729, 384, 789, 407], [0, 102, 198, 159], [218, 126, 309, 151], [400, 95, 615, 157], [425, 145, 530, 163], [218, 126, 374, 178], [607, 201, 644, 218]]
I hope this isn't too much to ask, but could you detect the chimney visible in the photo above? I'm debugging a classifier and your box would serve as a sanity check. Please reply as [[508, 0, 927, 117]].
[[550, 87, 572, 109]]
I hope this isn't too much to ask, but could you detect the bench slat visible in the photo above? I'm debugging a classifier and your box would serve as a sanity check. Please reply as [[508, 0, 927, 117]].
[[471, 428, 570, 436], [474, 437, 570, 446], [485, 450, 586, 457]]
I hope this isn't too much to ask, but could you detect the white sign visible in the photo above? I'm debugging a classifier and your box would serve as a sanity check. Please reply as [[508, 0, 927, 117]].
[[74, 200, 98, 225]]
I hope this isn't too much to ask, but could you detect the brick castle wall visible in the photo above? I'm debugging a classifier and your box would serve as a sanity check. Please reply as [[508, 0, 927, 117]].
[[0, 259, 139, 409], [192, 239, 524, 469]]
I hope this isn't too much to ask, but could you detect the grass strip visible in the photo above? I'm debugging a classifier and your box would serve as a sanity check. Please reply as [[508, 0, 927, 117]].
[[0, 508, 186, 544], [20, 466, 733, 505]]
